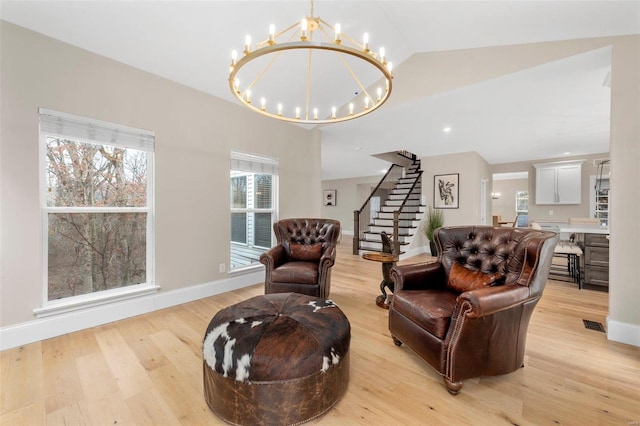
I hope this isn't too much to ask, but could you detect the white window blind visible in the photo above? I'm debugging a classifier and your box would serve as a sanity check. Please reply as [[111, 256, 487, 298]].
[[231, 150, 279, 174], [39, 108, 155, 152]]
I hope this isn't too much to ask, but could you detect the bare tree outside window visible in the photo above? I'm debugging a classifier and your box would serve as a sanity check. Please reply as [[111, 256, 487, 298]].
[[230, 175, 247, 208], [45, 137, 149, 300]]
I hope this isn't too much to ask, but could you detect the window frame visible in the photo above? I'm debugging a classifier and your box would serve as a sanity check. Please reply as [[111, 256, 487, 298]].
[[230, 151, 279, 272], [229, 174, 278, 246], [515, 190, 529, 227], [36, 109, 157, 317], [515, 190, 529, 214]]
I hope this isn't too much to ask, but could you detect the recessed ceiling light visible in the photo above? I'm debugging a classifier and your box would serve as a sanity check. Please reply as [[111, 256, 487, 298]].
[[564, 152, 571, 155], [354, 147, 362, 151], [381, 169, 387, 174], [443, 127, 452, 133]]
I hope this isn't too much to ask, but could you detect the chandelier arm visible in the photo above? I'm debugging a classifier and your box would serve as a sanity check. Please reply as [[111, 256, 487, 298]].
[[317, 18, 334, 33], [339, 32, 366, 51], [333, 50, 373, 102], [316, 22, 334, 43], [306, 49, 313, 120], [278, 22, 301, 40], [244, 50, 285, 95], [315, 23, 377, 108]]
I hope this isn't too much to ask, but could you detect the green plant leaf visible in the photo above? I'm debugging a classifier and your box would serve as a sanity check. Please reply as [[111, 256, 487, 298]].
[[424, 206, 444, 241]]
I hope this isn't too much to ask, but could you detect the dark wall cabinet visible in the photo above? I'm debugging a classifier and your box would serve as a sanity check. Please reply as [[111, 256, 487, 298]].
[[583, 233, 609, 289]]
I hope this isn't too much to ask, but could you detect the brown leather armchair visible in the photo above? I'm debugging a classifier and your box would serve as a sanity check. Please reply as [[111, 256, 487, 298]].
[[389, 226, 558, 394], [259, 218, 341, 298]]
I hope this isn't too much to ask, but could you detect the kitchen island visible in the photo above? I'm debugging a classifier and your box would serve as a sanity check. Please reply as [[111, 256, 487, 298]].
[[559, 226, 609, 291]]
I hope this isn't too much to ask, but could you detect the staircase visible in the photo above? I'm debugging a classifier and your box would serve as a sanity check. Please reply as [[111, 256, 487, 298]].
[[354, 158, 425, 258]]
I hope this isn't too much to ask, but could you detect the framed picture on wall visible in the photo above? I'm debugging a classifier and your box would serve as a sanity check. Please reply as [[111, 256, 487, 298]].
[[323, 189, 337, 206], [434, 173, 459, 209]]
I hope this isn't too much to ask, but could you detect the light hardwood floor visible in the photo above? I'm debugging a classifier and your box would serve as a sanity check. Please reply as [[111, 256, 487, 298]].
[[2, 237, 639, 425]]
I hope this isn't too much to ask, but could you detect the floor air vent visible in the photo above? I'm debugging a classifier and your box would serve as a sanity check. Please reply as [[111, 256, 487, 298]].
[[583, 319, 605, 332]]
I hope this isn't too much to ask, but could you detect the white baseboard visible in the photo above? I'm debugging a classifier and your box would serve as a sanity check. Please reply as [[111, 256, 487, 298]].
[[399, 245, 428, 261], [606, 316, 640, 347], [0, 270, 263, 351]]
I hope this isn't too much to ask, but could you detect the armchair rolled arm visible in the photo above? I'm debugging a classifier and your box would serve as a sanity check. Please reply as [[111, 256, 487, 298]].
[[390, 261, 447, 291], [456, 284, 531, 318], [319, 245, 337, 271], [259, 245, 287, 270], [318, 246, 336, 276]]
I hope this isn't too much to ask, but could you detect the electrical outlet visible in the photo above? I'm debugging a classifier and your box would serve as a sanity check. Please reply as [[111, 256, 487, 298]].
[[549, 210, 554, 216], [219, 263, 226, 273]]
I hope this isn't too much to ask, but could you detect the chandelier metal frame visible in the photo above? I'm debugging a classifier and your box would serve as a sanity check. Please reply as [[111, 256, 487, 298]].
[[228, 2, 393, 124]]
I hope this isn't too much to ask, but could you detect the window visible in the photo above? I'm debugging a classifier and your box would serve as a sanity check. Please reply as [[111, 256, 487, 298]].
[[515, 190, 529, 227], [370, 196, 381, 221], [230, 175, 247, 244], [39, 109, 155, 310], [230, 151, 278, 270]]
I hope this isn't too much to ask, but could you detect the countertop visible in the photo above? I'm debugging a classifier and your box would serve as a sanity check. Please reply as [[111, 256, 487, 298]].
[[559, 226, 609, 235]]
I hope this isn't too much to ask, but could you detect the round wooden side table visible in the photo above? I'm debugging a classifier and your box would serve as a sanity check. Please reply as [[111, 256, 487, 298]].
[[362, 252, 398, 309]]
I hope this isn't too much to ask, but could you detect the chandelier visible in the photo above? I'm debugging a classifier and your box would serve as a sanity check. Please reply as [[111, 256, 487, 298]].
[[228, 1, 393, 124]]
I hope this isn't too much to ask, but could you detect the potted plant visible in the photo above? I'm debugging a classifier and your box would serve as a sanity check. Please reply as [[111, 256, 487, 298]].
[[424, 206, 444, 255]]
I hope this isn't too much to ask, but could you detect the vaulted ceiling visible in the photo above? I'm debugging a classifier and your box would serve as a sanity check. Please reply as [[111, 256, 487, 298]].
[[2, 1, 639, 179]]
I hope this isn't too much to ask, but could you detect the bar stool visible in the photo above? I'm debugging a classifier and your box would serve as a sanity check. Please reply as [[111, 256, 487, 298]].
[[550, 239, 583, 288], [532, 223, 582, 288]]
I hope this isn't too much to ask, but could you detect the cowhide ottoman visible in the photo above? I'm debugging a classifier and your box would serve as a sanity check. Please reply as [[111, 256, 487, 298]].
[[202, 292, 350, 426]]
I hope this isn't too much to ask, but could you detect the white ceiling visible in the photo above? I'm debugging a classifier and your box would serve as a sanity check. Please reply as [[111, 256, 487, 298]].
[[2, 1, 639, 180]]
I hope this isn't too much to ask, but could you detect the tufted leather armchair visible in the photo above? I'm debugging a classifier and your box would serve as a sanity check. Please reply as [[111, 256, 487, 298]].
[[389, 226, 558, 394], [260, 218, 341, 298]]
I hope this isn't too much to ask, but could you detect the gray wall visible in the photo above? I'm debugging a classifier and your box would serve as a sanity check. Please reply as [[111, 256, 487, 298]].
[[0, 21, 321, 327], [422, 151, 492, 228], [321, 175, 383, 234], [491, 178, 528, 224], [608, 35, 640, 339]]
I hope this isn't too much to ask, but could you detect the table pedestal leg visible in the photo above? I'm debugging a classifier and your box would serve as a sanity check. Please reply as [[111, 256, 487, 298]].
[[375, 261, 396, 309]]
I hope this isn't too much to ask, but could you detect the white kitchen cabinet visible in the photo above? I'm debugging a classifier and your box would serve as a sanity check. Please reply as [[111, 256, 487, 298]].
[[534, 160, 583, 205]]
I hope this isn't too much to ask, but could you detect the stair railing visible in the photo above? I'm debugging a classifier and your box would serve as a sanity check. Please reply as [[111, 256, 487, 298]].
[[353, 164, 404, 254], [392, 169, 423, 255], [396, 150, 417, 163]]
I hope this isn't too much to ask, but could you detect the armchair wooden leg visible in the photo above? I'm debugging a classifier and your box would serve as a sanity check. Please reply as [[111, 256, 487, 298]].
[[444, 378, 462, 395], [392, 336, 402, 346]]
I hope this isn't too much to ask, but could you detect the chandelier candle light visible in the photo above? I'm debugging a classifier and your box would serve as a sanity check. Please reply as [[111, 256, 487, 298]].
[[228, 0, 393, 124]]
